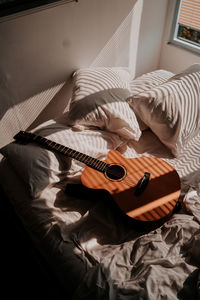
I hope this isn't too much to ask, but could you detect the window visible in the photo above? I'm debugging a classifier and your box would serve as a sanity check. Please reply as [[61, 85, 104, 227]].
[[0, 0, 78, 19], [170, 0, 200, 54]]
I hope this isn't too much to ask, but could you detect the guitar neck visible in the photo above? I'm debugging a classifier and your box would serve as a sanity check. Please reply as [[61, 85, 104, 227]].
[[14, 131, 108, 173]]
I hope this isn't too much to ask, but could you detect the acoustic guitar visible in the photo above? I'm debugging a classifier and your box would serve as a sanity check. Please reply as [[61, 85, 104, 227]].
[[14, 131, 181, 222]]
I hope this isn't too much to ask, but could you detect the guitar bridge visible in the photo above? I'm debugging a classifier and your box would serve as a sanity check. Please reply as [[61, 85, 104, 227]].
[[134, 172, 150, 196]]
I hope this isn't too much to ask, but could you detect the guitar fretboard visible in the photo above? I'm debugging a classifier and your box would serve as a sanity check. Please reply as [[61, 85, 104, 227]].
[[14, 131, 108, 173]]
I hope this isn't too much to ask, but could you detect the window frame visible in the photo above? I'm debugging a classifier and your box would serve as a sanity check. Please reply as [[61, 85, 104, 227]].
[[169, 0, 200, 55]]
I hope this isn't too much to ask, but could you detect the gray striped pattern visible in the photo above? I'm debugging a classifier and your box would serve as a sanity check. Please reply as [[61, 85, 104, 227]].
[[130, 69, 174, 96], [128, 64, 200, 157], [67, 88, 141, 141], [71, 67, 131, 102], [164, 131, 200, 193]]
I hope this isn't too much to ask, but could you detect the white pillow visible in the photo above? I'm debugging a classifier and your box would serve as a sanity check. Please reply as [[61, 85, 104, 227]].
[[129, 69, 174, 130], [66, 88, 142, 141], [71, 67, 131, 102], [130, 69, 174, 96], [127, 64, 200, 157]]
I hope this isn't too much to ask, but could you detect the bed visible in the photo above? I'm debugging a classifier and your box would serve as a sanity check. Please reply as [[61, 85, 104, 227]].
[[0, 65, 200, 299]]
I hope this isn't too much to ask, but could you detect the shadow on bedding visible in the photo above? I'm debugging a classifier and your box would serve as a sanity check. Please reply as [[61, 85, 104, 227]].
[[55, 183, 173, 247], [1, 142, 198, 299], [177, 268, 199, 300]]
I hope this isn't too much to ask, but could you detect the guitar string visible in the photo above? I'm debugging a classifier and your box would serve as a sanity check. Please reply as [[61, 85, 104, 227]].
[[26, 134, 140, 187], [49, 139, 139, 187], [45, 138, 140, 186]]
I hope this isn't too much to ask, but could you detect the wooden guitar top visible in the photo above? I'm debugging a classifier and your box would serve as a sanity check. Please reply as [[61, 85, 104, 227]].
[[81, 150, 181, 222]]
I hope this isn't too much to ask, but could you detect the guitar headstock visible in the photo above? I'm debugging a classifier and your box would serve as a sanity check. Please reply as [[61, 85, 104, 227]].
[[13, 131, 35, 143]]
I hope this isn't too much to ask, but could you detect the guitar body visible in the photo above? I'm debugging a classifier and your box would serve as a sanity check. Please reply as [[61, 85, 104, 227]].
[[81, 150, 181, 222]]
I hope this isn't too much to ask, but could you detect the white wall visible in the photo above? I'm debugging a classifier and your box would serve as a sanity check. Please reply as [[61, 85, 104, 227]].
[[159, 0, 200, 73], [0, 0, 168, 147], [135, 0, 168, 77], [0, 0, 135, 101]]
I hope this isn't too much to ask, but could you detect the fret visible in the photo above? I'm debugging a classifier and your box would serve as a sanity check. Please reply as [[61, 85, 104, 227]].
[[14, 131, 110, 173], [98, 160, 107, 171], [56, 144, 64, 151], [76, 152, 83, 160], [91, 158, 98, 167], [94, 159, 103, 169], [65, 148, 73, 155], [60, 145, 66, 152], [100, 162, 107, 172], [39, 136, 47, 143], [99, 161, 106, 168], [47, 140, 54, 148], [83, 155, 91, 164]]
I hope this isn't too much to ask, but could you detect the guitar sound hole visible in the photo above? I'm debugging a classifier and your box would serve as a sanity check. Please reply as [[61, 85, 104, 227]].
[[105, 164, 125, 181]]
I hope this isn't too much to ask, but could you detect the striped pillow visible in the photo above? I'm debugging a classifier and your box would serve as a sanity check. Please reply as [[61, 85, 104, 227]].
[[71, 67, 131, 102], [130, 69, 174, 96], [127, 64, 200, 157], [129, 69, 174, 130], [67, 88, 142, 141]]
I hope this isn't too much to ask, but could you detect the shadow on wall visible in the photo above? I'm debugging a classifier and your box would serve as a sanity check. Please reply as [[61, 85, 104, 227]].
[[27, 78, 74, 131], [26, 0, 143, 134], [90, 0, 143, 75], [0, 0, 138, 117], [0, 78, 74, 148], [0, 0, 141, 147]]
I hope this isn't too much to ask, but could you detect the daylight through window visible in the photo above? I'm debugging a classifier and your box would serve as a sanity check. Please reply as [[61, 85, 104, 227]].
[[171, 0, 200, 54]]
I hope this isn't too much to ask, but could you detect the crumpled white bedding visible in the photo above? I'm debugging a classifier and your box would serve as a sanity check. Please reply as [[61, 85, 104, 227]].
[[69, 130, 200, 300], [1, 120, 200, 300]]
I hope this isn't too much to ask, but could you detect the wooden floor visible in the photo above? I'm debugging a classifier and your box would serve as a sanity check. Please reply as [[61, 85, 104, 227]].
[[0, 187, 68, 299]]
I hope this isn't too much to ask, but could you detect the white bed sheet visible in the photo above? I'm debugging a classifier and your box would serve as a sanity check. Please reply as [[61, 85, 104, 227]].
[[0, 127, 200, 299]]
